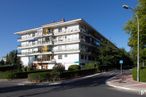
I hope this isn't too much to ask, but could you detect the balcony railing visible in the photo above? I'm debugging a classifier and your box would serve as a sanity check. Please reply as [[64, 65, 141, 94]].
[[35, 58, 52, 62], [18, 50, 52, 56], [18, 41, 52, 48], [53, 48, 79, 52], [53, 29, 80, 36], [54, 39, 80, 45], [18, 33, 52, 41], [33, 59, 56, 63]]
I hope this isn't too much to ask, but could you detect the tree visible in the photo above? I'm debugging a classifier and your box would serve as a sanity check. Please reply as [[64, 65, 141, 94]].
[[5, 50, 21, 70], [0, 59, 5, 65], [97, 40, 133, 70], [124, 0, 146, 65], [97, 40, 120, 70]]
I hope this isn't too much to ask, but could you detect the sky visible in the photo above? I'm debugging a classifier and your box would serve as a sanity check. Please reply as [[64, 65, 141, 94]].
[[0, 0, 137, 57]]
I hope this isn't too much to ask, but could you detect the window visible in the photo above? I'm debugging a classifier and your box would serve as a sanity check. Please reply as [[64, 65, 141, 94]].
[[58, 27, 62, 32], [65, 54, 68, 57], [58, 54, 62, 59], [95, 41, 100, 46], [81, 55, 84, 59], [48, 29, 53, 33]]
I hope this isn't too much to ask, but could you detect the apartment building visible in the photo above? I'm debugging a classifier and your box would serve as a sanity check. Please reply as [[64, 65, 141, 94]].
[[15, 18, 114, 70]]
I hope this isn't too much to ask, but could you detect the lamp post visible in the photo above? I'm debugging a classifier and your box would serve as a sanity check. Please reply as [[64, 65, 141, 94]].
[[122, 4, 140, 82]]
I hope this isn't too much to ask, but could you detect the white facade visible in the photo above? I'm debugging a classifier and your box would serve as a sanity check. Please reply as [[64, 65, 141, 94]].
[[15, 19, 109, 70]]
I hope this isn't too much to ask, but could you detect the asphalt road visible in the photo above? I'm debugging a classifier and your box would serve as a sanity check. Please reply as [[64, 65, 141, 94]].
[[0, 72, 145, 97]]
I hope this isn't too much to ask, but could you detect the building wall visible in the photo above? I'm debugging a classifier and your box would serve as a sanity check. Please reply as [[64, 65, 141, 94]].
[[20, 56, 34, 67], [54, 53, 79, 70], [17, 19, 113, 70]]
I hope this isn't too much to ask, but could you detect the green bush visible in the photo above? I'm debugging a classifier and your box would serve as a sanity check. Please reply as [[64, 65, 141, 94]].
[[132, 67, 146, 82], [84, 62, 98, 70], [53, 64, 65, 73], [61, 68, 99, 79], [28, 72, 50, 82], [68, 65, 80, 71], [50, 70, 60, 82], [0, 72, 16, 79], [132, 67, 137, 81]]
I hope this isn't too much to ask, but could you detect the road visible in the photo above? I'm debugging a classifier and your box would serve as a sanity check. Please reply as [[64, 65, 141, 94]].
[[0, 72, 145, 97]]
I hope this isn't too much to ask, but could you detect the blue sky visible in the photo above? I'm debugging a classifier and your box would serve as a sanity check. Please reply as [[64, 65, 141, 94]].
[[0, 0, 137, 57]]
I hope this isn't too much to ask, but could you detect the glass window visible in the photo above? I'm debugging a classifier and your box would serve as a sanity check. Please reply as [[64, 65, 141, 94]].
[[81, 55, 84, 59], [65, 54, 68, 57], [58, 27, 62, 32], [58, 54, 62, 59]]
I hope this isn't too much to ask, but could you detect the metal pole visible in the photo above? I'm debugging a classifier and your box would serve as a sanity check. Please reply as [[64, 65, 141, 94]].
[[135, 14, 140, 82], [120, 63, 122, 75], [122, 5, 140, 82]]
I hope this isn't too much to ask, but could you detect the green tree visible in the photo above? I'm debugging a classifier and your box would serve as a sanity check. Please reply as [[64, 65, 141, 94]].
[[6, 50, 21, 70], [124, 0, 146, 65], [97, 40, 120, 69], [0, 59, 5, 65]]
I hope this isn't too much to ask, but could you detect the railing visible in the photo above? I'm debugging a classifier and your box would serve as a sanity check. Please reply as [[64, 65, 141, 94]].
[[33, 59, 56, 63], [53, 48, 79, 52], [54, 39, 80, 45], [17, 33, 52, 41], [53, 29, 80, 36], [18, 41, 52, 48], [18, 50, 52, 55], [35, 58, 52, 61]]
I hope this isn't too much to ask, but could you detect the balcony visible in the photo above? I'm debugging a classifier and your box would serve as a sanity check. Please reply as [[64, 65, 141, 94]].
[[33, 59, 56, 64], [17, 50, 52, 56], [54, 39, 80, 45], [53, 48, 79, 52], [17, 42, 52, 49], [54, 29, 80, 36], [17, 33, 52, 42], [17, 36, 36, 42], [53, 48, 80, 54]]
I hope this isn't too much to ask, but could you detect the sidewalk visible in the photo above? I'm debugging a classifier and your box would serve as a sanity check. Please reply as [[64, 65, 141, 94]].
[[106, 74, 146, 95]]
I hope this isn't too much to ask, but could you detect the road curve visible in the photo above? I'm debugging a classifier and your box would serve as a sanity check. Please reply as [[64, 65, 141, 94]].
[[0, 72, 145, 97]]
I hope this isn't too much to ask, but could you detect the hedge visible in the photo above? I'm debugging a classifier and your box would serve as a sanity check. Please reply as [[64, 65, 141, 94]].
[[132, 67, 146, 82], [84, 63, 98, 70], [28, 72, 50, 82], [0, 72, 16, 79], [0, 70, 52, 79], [0, 68, 99, 81], [68, 65, 80, 71], [61, 68, 99, 79]]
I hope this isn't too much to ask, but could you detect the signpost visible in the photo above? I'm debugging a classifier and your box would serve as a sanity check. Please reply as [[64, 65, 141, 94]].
[[119, 60, 123, 74]]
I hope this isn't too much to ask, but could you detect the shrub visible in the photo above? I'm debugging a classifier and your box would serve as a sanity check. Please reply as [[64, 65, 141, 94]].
[[53, 63, 65, 73], [84, 62, 98, 70], [0, 72, 16, 79], [50, 70, 60, 82], [132, 67, 137, 81], [61, 68, 99, 79], [132, 67, 146, 82], [68, 65, 80, 71], [28, 72, 50, 82], [0, 65, 15, 72]]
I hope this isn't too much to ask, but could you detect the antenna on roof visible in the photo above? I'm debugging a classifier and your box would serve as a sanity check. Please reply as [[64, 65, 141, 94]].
[[60, 18, 65, 22]]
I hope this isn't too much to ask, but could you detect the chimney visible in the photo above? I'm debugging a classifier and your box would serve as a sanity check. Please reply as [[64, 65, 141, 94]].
[[60, 18, 65, 22]]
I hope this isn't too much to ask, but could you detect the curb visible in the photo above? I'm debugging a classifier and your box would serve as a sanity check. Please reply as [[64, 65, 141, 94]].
[[106, 81, 138, 92], [18, 72, 102, 86], [106, 76, 146, 95]]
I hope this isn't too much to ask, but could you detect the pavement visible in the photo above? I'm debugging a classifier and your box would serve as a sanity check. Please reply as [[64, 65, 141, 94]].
[[0, 71, 146, 97], [106, 73, 146, 95]]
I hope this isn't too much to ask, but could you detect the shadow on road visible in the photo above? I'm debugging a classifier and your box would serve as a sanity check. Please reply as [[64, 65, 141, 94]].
[[0, 74, 115, 97]]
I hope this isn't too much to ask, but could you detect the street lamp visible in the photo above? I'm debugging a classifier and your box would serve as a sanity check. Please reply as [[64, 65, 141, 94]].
[[122, 4, 140, 82]]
